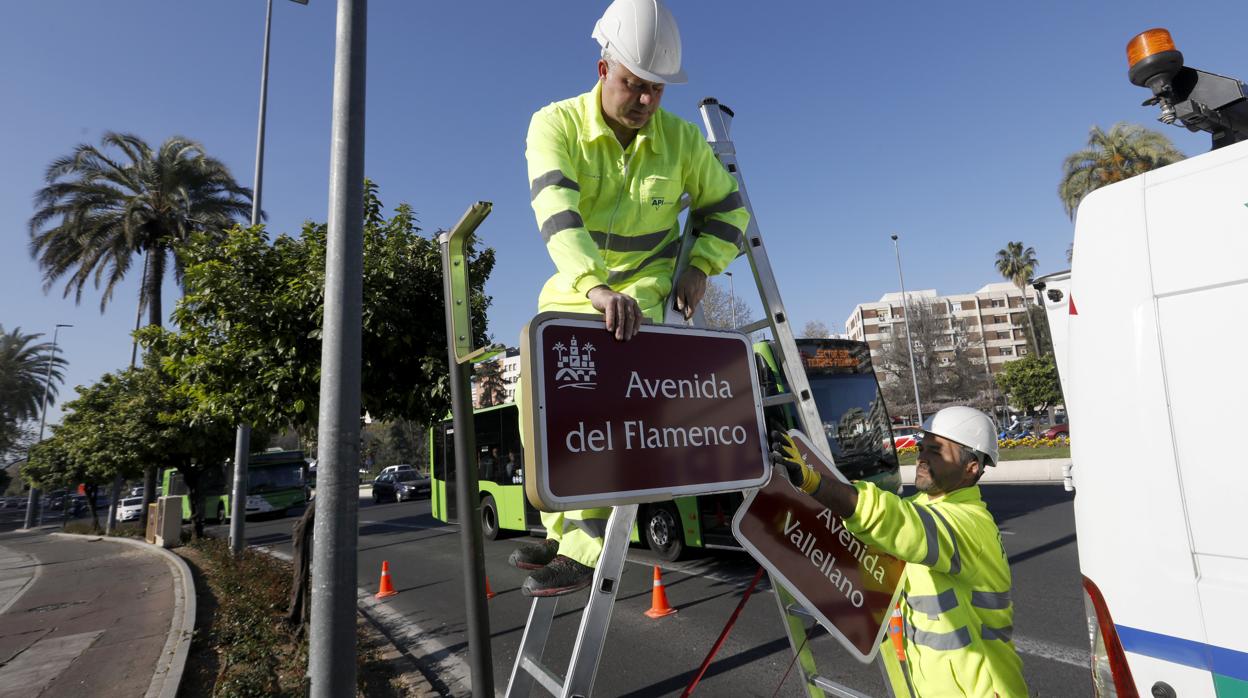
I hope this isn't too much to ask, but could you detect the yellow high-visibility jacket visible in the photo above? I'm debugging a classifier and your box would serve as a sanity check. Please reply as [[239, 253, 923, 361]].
[[845, 483, 1028, 697], [526, 82, 749, 320]]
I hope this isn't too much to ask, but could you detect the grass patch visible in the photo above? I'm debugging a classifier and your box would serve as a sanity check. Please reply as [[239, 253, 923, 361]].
[[175, 536, 412, 697], [897, 444, 1070, 466]]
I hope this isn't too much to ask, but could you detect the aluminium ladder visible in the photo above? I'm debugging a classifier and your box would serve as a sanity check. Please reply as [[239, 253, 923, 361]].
[[689, 98, 885, 698], [505, 99, 890, 698]]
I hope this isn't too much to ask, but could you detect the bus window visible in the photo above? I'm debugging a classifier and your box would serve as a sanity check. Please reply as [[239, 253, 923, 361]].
[[499, 406, 523, 484], [475, 408, 504, 484], [434, 421, 456, 521]]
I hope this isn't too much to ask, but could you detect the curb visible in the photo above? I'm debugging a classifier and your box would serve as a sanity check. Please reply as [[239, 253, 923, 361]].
[[0, 544, 41, 617], [900, 458, 1072, 486], [52, 533, 195, 698], [259, 546, 466, 696]]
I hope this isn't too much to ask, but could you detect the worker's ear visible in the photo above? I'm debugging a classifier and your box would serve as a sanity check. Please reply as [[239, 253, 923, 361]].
[[597, 59, 610, 81]]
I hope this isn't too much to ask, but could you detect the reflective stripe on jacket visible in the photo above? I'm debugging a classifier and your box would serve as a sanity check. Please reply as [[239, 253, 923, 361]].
[[845, 483, 1028, 697], [526, 82, 749, 320]]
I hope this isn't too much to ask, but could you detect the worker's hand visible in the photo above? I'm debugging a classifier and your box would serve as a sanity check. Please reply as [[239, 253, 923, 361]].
[[770, 430, 820, 494], [587, 285, 642, 341], [674, 267, 708, 320]]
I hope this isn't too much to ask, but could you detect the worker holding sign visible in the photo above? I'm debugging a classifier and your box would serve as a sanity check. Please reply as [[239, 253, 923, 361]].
[[511, 0, 749, 596], [772, 406, 1028, 697]]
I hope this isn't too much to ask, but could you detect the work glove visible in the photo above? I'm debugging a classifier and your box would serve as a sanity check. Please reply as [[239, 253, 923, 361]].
[[769, 430, 822, 495]]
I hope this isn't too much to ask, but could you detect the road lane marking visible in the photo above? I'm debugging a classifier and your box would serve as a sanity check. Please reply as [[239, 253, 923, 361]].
[[0, 630, 104, 692]]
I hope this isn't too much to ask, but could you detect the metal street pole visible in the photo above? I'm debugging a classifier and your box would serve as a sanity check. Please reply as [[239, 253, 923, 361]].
[[24, 323, 71, 530], [726, 271, 737, 328], [231, 0, 307, 557], [440, 203, 499, 697], [309, 0, 366, 694], [891, 234, 924, 424]]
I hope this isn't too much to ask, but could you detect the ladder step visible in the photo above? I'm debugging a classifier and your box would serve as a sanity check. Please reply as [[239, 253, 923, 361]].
[[736, 318, 770, 334], [520, 656, 565, 696], [762, 393, 798, 408], [809, 674, 875, 698]]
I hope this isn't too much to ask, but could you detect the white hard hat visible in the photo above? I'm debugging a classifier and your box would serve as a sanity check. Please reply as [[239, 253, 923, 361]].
[[921, 406, 999, 468], [592, 0, 687, 85]]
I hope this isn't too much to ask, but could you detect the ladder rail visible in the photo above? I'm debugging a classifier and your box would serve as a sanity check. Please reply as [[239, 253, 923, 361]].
[[505, 505, 639, 698], [697, 99, 835, 462], [696, 98, 895, 698]]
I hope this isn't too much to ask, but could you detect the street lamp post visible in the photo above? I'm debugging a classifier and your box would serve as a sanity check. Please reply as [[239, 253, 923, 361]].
[[891, 234, 924, 425], [24, 323, 71, 530], [231, 0, 308, 557], [725, 271, 737, 328]]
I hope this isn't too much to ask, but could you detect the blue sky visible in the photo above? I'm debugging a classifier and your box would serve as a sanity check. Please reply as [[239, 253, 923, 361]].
[[2, 1, 1240, 424]]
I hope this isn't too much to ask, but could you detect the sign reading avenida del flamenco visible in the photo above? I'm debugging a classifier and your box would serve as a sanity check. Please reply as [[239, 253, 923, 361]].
[[520, 313, 770, 510]]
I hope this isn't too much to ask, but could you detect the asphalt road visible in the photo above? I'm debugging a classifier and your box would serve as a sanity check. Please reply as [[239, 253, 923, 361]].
[[210, 484, 1091, 697]]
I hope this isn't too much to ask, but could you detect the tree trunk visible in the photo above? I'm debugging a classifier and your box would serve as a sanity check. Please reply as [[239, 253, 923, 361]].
[[144, 248, 164, 328], [140, 467, 156, 530], [183, 468, 204, 540], [288, 499, 315, 630], [104, 475, 122, 535], [85, 484, 99, 531]]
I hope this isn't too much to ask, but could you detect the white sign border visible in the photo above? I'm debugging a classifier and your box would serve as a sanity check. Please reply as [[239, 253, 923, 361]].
[[528, 314, 771, 509], [731, 429, 904, 664]]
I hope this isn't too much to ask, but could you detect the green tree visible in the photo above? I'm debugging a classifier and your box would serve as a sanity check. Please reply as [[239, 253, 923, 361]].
[[994, 354, 1062, 416], [1058, 123, 1184, 219], [0, 326, 67, 456], [994, 241, 1040, 355], [474, 359, 507, 408], [23, 364, 232, 534], [28, 132, 252, 328], [147, 180, 494, 435]]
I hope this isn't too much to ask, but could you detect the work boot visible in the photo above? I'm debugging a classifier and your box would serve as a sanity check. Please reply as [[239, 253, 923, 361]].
[[521, 555, 594, 597], [508, 538, 559, 571]]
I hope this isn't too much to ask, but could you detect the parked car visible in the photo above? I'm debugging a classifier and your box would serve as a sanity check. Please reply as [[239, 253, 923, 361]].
[[380, 464, 416, 477], [891, 425, 921, 449], [372, 471, 430, 503], [115, 497, 144, 522], [1041, 423, 1070, 439]]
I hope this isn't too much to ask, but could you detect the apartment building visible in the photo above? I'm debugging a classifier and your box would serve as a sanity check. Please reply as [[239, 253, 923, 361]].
[[844, 282, 1033, 378], [471, 347, 521, 408]]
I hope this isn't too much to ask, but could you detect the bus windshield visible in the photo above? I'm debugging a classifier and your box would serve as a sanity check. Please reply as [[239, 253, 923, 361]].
[[806, 373, 899, 481], [249, 462, 304, 493]]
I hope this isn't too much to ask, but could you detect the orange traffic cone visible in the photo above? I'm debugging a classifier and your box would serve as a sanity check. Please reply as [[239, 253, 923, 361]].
[[644, 565, 677, 618], [375, 561, 398, 599], [485, 576, 497, 600]]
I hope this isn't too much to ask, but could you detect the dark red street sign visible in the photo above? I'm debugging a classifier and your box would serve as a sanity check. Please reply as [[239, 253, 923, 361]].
[[732, 429, 905, 662], [519, 313, 770, 510]]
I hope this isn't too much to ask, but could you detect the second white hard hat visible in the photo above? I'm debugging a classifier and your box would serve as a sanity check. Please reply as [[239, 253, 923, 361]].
[[921, 406, 1000, 468], [592, 0, 687, 85]]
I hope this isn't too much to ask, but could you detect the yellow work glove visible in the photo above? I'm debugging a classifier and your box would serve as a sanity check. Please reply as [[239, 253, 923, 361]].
[[769, 430, 822, 495]]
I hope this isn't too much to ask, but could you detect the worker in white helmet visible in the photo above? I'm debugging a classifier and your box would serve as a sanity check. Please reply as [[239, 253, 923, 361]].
[[512, 0, 750, 596], [773, 406, 1029, 697]]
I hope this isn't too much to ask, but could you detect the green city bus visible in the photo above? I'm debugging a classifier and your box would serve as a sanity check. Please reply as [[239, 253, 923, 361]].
[[162, 449, 310, 523], [430, 338, 901, 560]]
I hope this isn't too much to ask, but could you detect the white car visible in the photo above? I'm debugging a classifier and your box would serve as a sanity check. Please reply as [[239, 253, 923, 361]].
[[115, 496, 144, 522], [379, 464, 416, 477]]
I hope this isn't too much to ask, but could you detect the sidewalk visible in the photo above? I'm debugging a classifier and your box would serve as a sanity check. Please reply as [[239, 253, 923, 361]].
[[0, 529, 187, 698]]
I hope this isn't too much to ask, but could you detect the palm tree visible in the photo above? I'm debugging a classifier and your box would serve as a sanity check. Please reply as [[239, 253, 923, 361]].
[[1059, 122, 1184, 219], [995, 241, 1040, 355], [0, 325, 67, 431], [28, 132, 253, 329]]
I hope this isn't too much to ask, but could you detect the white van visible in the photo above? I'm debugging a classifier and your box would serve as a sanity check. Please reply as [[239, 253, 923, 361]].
[[1045, 136, 1248, 696]]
